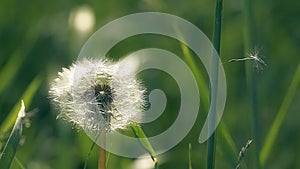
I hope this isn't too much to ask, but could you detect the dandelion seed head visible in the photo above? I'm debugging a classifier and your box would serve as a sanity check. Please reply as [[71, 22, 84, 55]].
[[49, 58, 145, 132]]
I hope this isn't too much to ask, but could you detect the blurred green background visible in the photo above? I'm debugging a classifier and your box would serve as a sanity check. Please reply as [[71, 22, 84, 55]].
[[0, 0, 299, 169]]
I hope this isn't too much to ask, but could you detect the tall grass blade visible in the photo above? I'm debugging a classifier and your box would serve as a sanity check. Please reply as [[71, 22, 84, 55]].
[[180, 43, 209, 107], [0, 100, 25, 169], [180, 33, 238, 168], [0, 51, 26, 94], [189, 143, 193, 169], [207, 0, 223, 169], [244, 0, 261, 168], [260, 64, 300, 166]]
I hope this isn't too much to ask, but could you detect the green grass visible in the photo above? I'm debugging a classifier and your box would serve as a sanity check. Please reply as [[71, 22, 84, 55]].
[[131, 122, 159, 168], [0, 75, 42, 138], [260, 64, 300, 166], [0, 101, 26, 169], [244, 0, 261, 168], [207, 0, 223, 168], [0, 0, 299, 168]]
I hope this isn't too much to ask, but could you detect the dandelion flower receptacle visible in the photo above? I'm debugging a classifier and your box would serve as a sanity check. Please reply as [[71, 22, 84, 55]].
[[49, 58, 146, 133]]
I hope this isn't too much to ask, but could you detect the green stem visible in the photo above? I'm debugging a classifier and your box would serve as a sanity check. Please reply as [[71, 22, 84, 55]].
[[260, 64, 300, 166], [244, 0, 261, 168], [207, 0, 223, 169], [131, 122, 158, 168], [189, 143, 193, 169]]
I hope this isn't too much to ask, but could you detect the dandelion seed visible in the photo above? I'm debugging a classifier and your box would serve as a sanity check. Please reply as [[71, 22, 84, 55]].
[[49, 58, 146, 132], [227, 48, 266, 72]]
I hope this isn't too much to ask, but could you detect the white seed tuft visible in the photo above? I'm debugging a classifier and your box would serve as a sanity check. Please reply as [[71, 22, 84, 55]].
[[49, 58, 146, 132]]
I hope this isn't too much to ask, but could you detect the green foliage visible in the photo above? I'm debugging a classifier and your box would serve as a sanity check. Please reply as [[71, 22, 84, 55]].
[[188, 143, 192, 169], [0, 75, 42, 138], [0, 101, 25, 169], [0, 0, 299, 168], [260, 64, 300, 166], [207, 0, 223, 168], [131, 122, 159, 168], [243, 0, 261, 168]]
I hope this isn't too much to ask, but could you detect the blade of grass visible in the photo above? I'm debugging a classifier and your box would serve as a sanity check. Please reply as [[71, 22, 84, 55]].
[[0, 100, 25, 169], [83, 142, 97, 169], [130, 122, 158, 168], [207, 0, 223, 169], [0, 51, 26, 94], [0, 75, 42, 137], [14, 157, 26, 169], [217, 122, 238, 167], [260, 64, 300, 166], [0, 26, 39, 94], [244, 0, 261, 168], [189, 143, 192, 169], [180, 32, 239, 168], [180, 43, 209, 108]]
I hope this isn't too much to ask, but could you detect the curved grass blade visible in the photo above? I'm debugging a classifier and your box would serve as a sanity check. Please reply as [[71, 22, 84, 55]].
[[130, 122, 158, 168], [260, 64, 300, 166], [0, 75, 42, 137], [0, 100, 25, 169], [180, 42, 209, 108]]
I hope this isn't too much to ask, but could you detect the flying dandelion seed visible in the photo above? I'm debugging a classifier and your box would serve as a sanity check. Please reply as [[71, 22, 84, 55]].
[[49, 58, 146, 132], [227, 48, 266, 72]]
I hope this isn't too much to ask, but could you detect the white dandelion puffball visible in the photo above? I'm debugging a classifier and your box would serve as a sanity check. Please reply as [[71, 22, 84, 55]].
[[49, 58, 145, 132]]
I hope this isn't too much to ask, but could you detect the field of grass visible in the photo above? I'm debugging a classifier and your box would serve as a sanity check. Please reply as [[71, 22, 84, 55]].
[[0, 0, 299, 169]]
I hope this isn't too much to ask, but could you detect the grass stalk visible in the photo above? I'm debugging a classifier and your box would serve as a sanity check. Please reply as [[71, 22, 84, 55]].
[[260, 64, 300, 166], [207, 0, 223, 169], [243, 0, 261, 168], [131, 122, 158, 168], [235, 139, 252, 169], [83, 142, 96, 169], [0, 75, 42, 137], [180, 38, 239, 168], [189, 143, 193, 169]]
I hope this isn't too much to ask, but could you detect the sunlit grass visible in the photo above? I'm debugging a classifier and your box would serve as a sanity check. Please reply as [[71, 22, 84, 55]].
[[0, 0, 299, 168]]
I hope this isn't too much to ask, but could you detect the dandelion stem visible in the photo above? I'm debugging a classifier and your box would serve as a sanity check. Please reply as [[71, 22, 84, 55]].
[[99, 142, 106, 169]]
